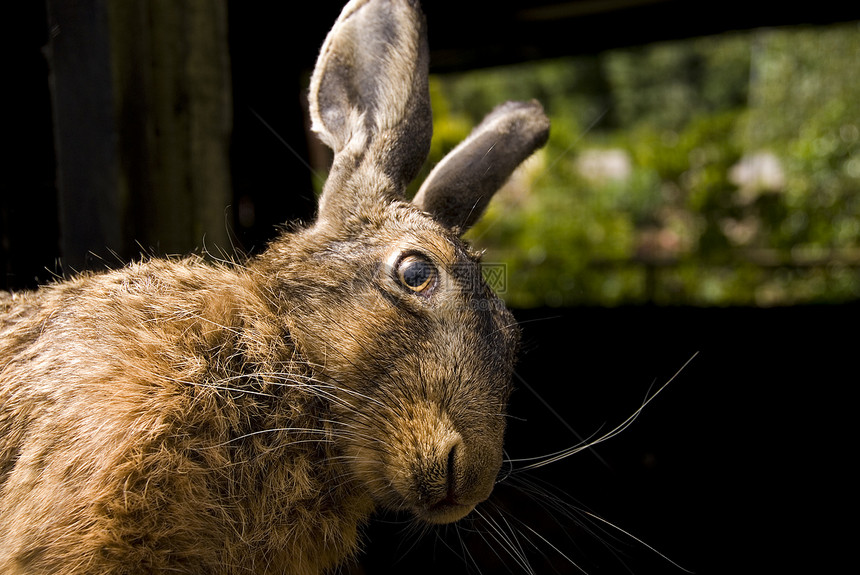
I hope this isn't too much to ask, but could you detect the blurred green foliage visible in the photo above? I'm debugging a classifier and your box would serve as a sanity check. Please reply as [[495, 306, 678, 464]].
[[428, 22, 860, 307]]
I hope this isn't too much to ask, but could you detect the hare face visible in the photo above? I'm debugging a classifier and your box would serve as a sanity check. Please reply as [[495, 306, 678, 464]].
[[263, 201, 519, 524]]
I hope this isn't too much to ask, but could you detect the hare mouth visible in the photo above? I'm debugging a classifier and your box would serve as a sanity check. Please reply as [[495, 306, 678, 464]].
[[416, 498, 475, 524]]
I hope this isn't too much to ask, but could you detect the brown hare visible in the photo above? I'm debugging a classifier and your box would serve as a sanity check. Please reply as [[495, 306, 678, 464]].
[[0, 0, 549, 573]]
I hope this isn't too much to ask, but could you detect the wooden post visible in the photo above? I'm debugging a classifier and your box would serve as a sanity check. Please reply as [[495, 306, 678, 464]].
[[45, 0, 232, 271]]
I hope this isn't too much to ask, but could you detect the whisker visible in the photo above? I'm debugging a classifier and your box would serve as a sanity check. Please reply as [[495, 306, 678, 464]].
[[207, 427, 331, 448], [507, 352, 698, 472], [250, 108, 325, 184], [472, 507, 535, 574], [511, 369, 607, 467], [544, 104, 611, 175], [578, 509, 694, 574]]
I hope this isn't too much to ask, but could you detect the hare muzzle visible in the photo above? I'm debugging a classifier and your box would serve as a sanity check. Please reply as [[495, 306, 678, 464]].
[[383, 402, 503, 524]]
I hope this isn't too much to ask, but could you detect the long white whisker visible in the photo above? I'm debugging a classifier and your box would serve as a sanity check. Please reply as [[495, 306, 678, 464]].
[[472, 507, 535, 574], [508, 352, 698, 472], [579, 509, 694, 574], [511, 368, 608, 467], [516, 520, 587, 575]]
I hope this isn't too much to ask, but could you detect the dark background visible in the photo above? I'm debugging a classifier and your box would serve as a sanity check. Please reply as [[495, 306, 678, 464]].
[[4, 1, 859, 573]]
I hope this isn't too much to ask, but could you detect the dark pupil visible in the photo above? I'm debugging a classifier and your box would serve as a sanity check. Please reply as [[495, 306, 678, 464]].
[[402, 260, 431, 288]]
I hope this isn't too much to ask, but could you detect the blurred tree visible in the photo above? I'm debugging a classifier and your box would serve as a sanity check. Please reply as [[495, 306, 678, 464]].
[[430, 22, 860, 307]]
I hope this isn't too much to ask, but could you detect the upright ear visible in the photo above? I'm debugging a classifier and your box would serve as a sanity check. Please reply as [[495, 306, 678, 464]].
[[309, 0, 432, 221], [412, 100, 550, 232]]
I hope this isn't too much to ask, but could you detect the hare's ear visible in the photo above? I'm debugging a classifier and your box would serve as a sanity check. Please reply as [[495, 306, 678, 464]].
[[413, 100, 550, 232], [309, 0, 431, 222]]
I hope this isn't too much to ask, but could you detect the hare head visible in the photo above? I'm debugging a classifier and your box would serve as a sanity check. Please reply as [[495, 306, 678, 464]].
[[254, 0, 549, 524]]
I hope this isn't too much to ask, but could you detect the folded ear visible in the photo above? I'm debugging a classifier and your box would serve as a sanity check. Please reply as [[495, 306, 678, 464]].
[[412, 100, 550, 232], [309, 0, 432, 222]]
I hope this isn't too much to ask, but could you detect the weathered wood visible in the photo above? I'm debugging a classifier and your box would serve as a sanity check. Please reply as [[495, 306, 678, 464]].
[[45, 0, 232, 271], [46, 0, 122, 272]]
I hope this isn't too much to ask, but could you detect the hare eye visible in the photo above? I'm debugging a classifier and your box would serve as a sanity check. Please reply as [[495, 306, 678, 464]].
[[396, 255, 436, 293]]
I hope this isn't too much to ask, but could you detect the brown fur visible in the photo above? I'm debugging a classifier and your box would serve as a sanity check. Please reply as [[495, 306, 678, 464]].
[[0, 1, 549, 573], [1, 257, 371, 574]]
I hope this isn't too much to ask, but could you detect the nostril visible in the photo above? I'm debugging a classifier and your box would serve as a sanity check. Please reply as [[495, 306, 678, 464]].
[[439, 434, 465, 505], [444, 442, 457, 501]]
